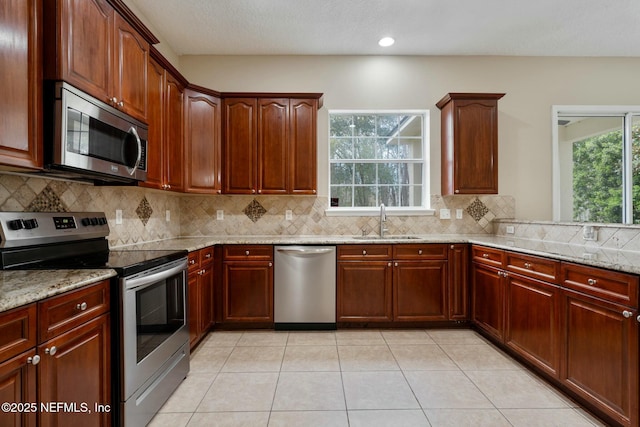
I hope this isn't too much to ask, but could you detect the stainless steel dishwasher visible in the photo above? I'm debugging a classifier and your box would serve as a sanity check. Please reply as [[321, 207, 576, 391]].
[[274, 246, 336, 330]]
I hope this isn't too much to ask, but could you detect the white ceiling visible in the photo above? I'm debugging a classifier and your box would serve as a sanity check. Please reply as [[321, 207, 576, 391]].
[[125, 0, 640, 57]]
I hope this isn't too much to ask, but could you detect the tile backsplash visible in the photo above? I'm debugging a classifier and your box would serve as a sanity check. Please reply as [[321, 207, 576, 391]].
[[0, 173, 516, 247]]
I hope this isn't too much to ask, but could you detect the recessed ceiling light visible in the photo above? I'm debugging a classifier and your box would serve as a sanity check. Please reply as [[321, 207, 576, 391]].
[[378, 37, 395, 47]]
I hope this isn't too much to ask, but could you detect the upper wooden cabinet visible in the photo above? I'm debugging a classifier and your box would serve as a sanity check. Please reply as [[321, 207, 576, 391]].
[[140, 51, 186, 192], [44, 0, 150, 122], [223, 94, 322, 195], [184, 88, 222, 194], [436, 93, 504, 195], [0, 0, 43, 170]]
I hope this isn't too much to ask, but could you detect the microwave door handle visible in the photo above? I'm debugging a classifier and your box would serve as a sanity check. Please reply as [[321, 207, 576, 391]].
[[129, 126, 142, 175]]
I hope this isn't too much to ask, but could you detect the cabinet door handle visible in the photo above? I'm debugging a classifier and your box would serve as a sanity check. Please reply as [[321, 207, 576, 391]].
[[587, 278, 597, 286], [622, 310, 633, 318], [45, 346, 57, 356], [76, 302, 88, 311], [27, 355, 40, 365]]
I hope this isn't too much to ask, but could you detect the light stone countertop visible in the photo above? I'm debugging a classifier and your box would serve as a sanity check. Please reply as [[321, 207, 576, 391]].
[[5, 233, 640, 315], [0, 269, 117, 313]]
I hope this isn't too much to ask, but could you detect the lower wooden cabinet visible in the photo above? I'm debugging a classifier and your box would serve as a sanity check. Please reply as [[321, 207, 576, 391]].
[[561, 288, 638, 427], [222, 245, 274, 323], [472, 262, 505, 340], [337, 260, 392, 322], [505, 273, 561, 378], [188, 247, 214, 348], [0, 280, 111, 427], [394, 260, 447, 321]]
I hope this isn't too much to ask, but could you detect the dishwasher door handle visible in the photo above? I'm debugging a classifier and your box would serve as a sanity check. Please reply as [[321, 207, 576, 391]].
[[276, 248, 334, 256]]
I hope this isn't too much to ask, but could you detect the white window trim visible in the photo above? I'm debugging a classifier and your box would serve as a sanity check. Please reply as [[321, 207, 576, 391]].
[[552, 105, 640, 224], [326, 109, 430, 216]]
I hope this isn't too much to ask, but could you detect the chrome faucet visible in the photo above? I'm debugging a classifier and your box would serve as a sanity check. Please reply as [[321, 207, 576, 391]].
[[379, 203, 388, 238]]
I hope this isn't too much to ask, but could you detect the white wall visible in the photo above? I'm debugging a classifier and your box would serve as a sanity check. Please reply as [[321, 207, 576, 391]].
[[179, 55, 640, 220]]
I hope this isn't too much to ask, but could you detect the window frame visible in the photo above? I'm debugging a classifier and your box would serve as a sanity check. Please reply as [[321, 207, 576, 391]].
[[552, 105, 640, 224], [326, 109, 432, 216]]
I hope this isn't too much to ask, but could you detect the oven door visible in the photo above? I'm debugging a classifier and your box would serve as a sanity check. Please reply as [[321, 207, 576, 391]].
[[121, 257, 189, 400]]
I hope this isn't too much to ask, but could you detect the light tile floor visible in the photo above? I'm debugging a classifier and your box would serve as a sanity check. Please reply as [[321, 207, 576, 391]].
[[149, 329, 606, 427]]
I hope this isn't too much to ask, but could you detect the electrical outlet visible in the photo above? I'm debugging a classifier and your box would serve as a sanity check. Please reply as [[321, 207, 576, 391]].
[[216, 210, 224, 220], [440, 209, 451, 219], [285, 210, 293, 221], [506, 225, 515, 234], [165, 210, 170, 222], [115, 209, 123, 225], [455, 209, 463, 219]]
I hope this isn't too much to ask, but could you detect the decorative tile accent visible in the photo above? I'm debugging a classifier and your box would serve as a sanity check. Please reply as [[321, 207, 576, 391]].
[[243, 199, 267, 223], [26, 184, 68, 212], [136, 197, 153, 226], [466, 198, 489, 222]]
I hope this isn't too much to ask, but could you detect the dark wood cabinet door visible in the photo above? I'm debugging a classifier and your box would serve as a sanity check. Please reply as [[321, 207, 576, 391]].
[[188, 274, 199, 348], [448, 244, 469, 320], [337, 261, 393, 322], [113, 14, 148, 122], [437, 93, 504, 195], [184, 90, 222, 193], [289, 98, 317, 194], [393, 260, 447, 321], [38, 313, 111, 427], [223, 261, 273, 322], [139, 57, 165, 189], [58, 0, 113, 103], [505, 273, 561, 378], [472, 262, 504, 340], [257, 98, 289, 194], [164, 72, 184, 192], [561, 289, 638, 427], [0, 351, 37, 427], [0, 0, 42, 170], [223, 98, 258, 194], [199, 264, 214, 333]]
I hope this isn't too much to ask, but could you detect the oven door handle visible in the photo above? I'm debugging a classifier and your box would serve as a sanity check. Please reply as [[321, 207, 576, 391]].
[[124, 260, 187, 291]]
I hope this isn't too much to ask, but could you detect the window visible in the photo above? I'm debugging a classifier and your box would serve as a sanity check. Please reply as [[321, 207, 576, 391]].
[[552, 106, 640, 224], [328, 110, 429, 213]]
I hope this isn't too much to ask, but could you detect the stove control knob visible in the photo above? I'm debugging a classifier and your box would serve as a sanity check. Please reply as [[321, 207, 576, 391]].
[[81, 218, 91, 226], [99, 217, 107, 225], [7, 219, 23, 230], [90, 217, 98, 226], [23, 219, 38, 229]]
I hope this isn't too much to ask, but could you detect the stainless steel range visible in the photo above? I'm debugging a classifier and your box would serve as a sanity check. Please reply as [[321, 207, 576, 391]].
[[0, 211, 189, 427]]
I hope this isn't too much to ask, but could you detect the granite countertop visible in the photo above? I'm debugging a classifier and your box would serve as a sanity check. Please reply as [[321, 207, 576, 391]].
[[5, 233, 640, 315], [0, 269, 117, 313], [115, 234, 640, 276]]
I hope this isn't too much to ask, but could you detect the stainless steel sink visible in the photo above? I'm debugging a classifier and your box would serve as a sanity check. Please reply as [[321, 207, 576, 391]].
[[352, 235, 421, 240]]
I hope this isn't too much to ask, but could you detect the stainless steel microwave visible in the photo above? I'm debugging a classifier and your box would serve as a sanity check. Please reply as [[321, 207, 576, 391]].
[[48, 82, 148, 183]]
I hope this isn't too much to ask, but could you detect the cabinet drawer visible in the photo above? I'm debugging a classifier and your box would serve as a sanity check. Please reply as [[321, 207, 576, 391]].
[[561, 262, 639, 307], [38, 280, 110, 342], [506, 252, 560, 284], [188, 251, 200, 271], [223, 245, 273, 260], [472, 245, 505, 267], [0, 304, 36, 363], [200, 246, 215, 265], [393, 244, 448, 260], [337, 245, 392, 260]]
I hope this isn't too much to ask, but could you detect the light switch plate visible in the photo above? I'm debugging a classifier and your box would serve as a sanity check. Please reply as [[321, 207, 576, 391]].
[[440, 209, 451, 219], [165, 210, 170, 222], [455, 209, 463, 219], [115, 209, 123, 225], [216, 210, 224, 220], [506, 225, 515, 234], [285, 210, 293, 221]]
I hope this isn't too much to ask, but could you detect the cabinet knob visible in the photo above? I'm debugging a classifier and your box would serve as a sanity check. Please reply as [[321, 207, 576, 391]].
[[450, 245, 455, 249], [189, 259, 196, 265], [455, 189, 460, 194], [622, 310, 633, 319], [27, 355, 40, 365], [312, 190, 317, 194], [45, 346, 57, 356], [251, 189, 256, 194], [418, 249, 423, 255], [245, 250, 250, 256], [118, 101, 124, 108], [388, 262, 392, 267], [637, 315, 640, 323], [524, 262, 532, 269], [482, 253, 489, 258], [268, 262, 273, 267], [76, 302, 88, 311], [587, 278, 597, 286], [362, 250, 367, 255], [395, 262, 398, 267], [205, 253, 212, 258], [110, 97, 118, 104]]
